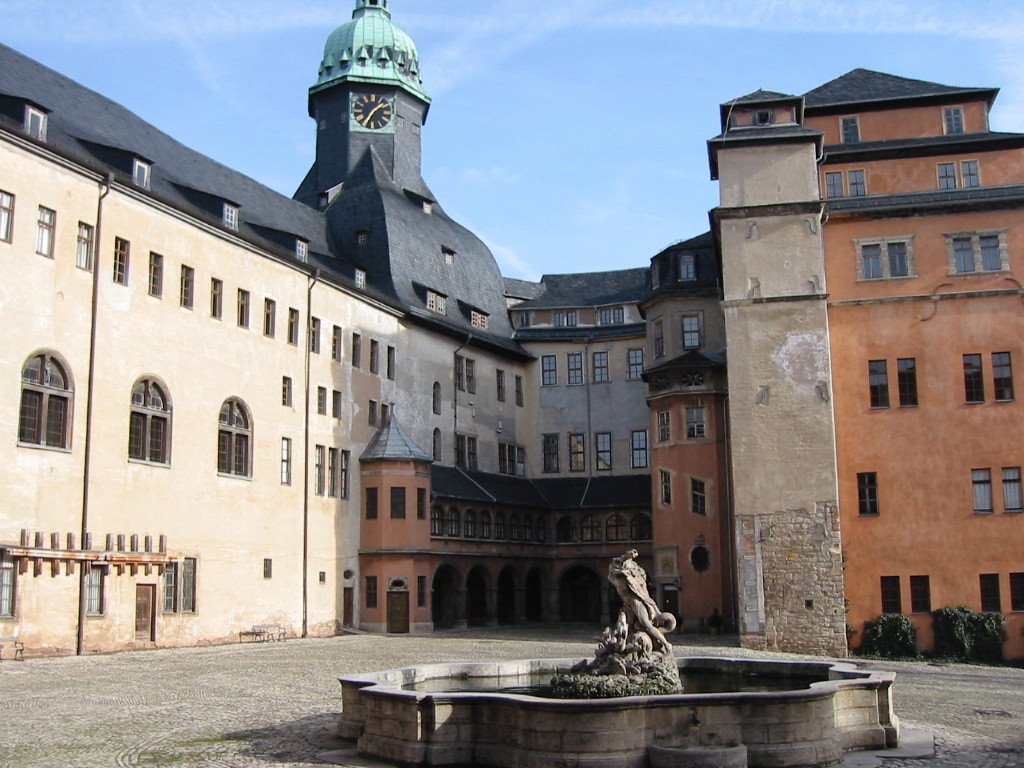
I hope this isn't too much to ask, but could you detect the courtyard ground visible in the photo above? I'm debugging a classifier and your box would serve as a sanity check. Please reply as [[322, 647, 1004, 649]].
[[0, 626, 1022, 767]]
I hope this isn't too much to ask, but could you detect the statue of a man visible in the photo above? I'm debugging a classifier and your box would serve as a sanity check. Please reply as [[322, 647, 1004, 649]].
[[608, 549, 676, 656]]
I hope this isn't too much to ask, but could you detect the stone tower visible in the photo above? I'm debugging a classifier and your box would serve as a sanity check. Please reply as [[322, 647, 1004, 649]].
[[708, 91, 847, 656]]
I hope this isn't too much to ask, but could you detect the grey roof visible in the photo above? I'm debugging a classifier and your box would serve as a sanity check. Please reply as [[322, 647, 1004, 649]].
[[360, 413, 432, 462], [532, 475, 651, 510], [644, 349, 726, 376], [647, 232, 719, 300], [430, 467, 548, 508], [804, 69, 998, 111], [826, 184, 1024, 216], [504, 277, 545, 302], [823, 131, 1024, 160], [514, 323, 646, 342], [708, 125, 823, 180], [729, 89, 797, 104], [514, 268, 650, 310], [430, 468, 651, 511]]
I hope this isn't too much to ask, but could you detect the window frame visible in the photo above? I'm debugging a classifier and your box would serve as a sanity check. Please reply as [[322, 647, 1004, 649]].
[[542, 433, 560, 473], [75, 221, 94, 270], [567, 352, 584, 386], [980, 573, 1001, 613], [132, 158, 151, 190], [937, 162, 958, 190], [0, 553, 15, 617], [840, 115, 861, 144], [945, 230, 1008, 275], [217, 398, 253, 479], [691, 477, 707, 516], [568, 433, 586, 472], [897, 358, 918, 407], [148, 252, 164, 298], [848, 169, 866, 197], [128, 378, 172, 465], [685, 407, 707, 439], [963, 353, 985, 404], [541, 355, 557, 386], [627, 348, 644, 380], [35, 206, 55, 258], [854, 236, 916, 281], [972, 468, 994, 514], [0, 190, 14, 244], [595, 431, 612, 471], [281, 437, 292, 485], [263, 299, 276, 338], [992, 352, 1014, 402], [18, 351, 73, 450], [910, 575, 931, 614], [210, 278, 223, 319], [179, 265, 194, 309], [943, 106, 965, 135], [287, 308, 300, 345], [631, 429, 649, 469], [237, 289, 250, 328], [592, 351, 609, 383], [1002, 467, 1022, 513], [857, 471, 879, 516], [880, 575, 901, 614], [868, 360, 890, 409]]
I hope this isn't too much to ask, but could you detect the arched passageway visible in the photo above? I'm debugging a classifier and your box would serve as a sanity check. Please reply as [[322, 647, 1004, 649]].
[[431, 565, 459, 629], [466, 566, 490, 626], [559, 566, 601, 623], [524, 567, 543, 623], [497, 567, 516, 625]]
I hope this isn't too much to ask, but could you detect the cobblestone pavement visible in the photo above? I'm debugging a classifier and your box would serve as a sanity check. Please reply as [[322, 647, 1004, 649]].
[[1, 626, 1022, 767]]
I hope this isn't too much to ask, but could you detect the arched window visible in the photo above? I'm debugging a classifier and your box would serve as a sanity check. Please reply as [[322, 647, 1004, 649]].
[[631, 513, 653, 541], [534, 516, 546, 542], [555, 516, 576, 543], [430, 505, 444, 536], [509, 513, 519, 541], [605, 514, 627, 542], [479, 510, 492, 539], [494, 512, 505, 540], [432, 428, 441, 461], [521, 514, 532, 542], [464, 509, 477, 538], [129, 379, 171, 464], [446, 507, 461, 537], [217, 398, 252, 477], [580, 514, 601, 542], [432, 382, 441, 414], [18, 352, 72, 448]]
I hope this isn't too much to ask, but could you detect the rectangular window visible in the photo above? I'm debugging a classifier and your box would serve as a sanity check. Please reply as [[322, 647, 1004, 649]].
[[223, 203, 239, 230], [631, 430, 649, 469], [541, 355, 557, 386], [861, 243, 882, 280], [0, 553, 14, 617], [542, 434, 560, 473], [210, 278, 223, 318], [961, 160, 980, 188], [938, 162, 957, 190], [133, 158, 151, 189], [952, 237, 975, 273], [113, 237, 130, 285], [327, 448, 339, 497], [880, 575, 901, 614], [178, 265, 194, 309], [314, 445, 325, 496], [365, 487, 378, 519], [465, 358, 476, 394], [146, 252, 163, 298], [992, 352, 1014, 401], [598, 307, 624, 325], [417, 488, 427, 519], [944, 106, 965, 135], [910, 575, 931, 614], [310, 318, 322, 354], [369, 339, 379, 373], [282, 376, 293, 407], [841, 116, 860, 143], [181, 558, 196, 613], [0, 190, 13, 243], [679, 253, 696, 281], [1010, 573, 1024, 612], [848, 169, 866, 197], [355, 269, 366, 289], [317, 387, 327, 415], [825, 171, 844, 199], [973, 468, 993, 514], [332, 326, 343, 361], [237, 290, 250, 328], [857, 238, 915, 280], [351, 332, 362, 367], [515, 375, 524, 407], [567, 353, 584, 385], [36, 206, 55, 257], [495, 368, 507, 402], [980, 573, 1001, 613], [263, 559, 273, 579], [652, 320, 665, 358], [366, 576, 378, 608], [287, 308, 300, 345], [686, 407, 707, 439], [454, 355, 465, 392], [691, 478, 707, 515], [858, 472, 879, 516], [868, 360, 890, 408], [681, 314, 703, 349], [569, 433, 586, 472], [466, 436, 477, 470], [979, 235, 1001, 271], [627, 348, 644, 380], [595, 432, 612, 471], [390, 487, 406, 519], [660, 469, 672, 505], [281, 437, 292, 485], [295, 239, 308, 261], [897, 358, 918, 407], [76, 222, 94, 270], [964, 354, 985, 403], [25, 106, 47, 140], [86, 566, 105, 615], [426, 290, 447, 314], [1003, 467, 1022, 513], [592, 351, 609, 383], [387, 346, 396, 380], [658, 410, 671, 442], [340, 451, 351, 498], [887, 241, 909, 277], [331, 390, 342, 419], [263, 299, 276, 337], [471, 310, 489, 330]]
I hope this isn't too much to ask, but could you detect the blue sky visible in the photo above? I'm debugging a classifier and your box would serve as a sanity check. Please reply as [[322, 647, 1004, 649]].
[[3, 0, 1024, 281]]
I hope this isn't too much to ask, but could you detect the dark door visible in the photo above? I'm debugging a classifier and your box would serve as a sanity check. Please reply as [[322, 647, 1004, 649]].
[[387, 591, 410, 634], [343, 587, 354, 627], [135, 584, 155, 641]]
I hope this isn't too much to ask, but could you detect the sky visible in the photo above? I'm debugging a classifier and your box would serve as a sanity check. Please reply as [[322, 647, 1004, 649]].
[[3, 0, 1024, 282]]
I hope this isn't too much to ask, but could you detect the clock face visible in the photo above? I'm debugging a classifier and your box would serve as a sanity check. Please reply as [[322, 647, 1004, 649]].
[[352, 93, 394, 130]]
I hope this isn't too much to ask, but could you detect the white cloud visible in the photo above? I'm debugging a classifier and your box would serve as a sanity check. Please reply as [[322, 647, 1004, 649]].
[[479, 234, 541, 282], [461, 166, 522, 184]]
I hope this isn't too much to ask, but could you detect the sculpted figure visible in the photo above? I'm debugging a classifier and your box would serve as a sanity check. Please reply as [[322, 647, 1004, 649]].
[[608, 548, 676, 656]]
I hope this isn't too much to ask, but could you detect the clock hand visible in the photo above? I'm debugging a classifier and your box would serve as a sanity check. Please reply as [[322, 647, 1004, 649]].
[[367, 102, 388, 122]]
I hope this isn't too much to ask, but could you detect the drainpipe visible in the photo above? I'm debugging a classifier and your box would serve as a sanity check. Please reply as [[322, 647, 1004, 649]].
[[722, 393, 738, 633], [302, 269, 320, 638], [77, 173, 113, 656]]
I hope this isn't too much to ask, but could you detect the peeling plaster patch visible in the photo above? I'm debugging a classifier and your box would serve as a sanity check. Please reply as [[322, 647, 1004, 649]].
[[772, 332, 829, 394]]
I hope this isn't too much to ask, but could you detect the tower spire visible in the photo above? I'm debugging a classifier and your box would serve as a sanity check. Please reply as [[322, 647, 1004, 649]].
[[353, 0, 391, 19]]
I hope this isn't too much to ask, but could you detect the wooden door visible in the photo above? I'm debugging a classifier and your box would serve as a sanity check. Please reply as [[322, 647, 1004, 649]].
[[135, 584, 156, 641], [386, 591, 410, 634], [342, 587, 354, 628]]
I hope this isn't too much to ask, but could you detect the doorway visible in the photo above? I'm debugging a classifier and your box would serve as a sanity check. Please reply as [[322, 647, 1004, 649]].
[[387, 590, 410, 634], [343, 587, 354, 628], [135, 584, 156, 641]]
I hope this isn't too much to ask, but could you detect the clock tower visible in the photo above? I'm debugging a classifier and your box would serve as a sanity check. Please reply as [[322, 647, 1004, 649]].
[[298, 0, 432, 205]]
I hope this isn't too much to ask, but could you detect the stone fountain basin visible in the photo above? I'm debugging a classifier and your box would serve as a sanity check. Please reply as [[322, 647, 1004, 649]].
[[338, 657, 899, 768]]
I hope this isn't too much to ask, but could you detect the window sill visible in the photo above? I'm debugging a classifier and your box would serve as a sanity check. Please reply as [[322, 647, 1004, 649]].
[[216, 472, 252, 481], [128, 458, 171, 469], [994, 399, 1016, 404], [17, 442, 71, 454], [973, 510, 995, 516]]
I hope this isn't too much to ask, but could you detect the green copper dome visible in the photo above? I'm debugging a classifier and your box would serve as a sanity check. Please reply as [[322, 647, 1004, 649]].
[[311, 0, 430, 103]]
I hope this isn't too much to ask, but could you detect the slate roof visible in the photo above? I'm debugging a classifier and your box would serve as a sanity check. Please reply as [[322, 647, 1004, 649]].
[[804, 69, 998, 112], [644, 349, 727, 377], [647, 231, 719, 300], [823, 131, 1024, 160], [514, 268, 650, 310], [431, 466, 548, 507], [504, 277, 545, 302], [430, 468, 651, 510], [730, 89, 796, 104], [360, 414, 432, 462], [826, 184, 1024, 216], [514, 323, 646, 342]]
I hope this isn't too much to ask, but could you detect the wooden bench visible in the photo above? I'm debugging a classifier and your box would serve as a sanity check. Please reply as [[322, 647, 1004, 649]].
[[238, 623, 286, 643], [0, 636, 25, 661]]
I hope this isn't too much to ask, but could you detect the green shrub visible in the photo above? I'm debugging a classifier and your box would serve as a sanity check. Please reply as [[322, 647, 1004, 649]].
[[859, 614, 919, 659], [932, 606, 1006, 663]]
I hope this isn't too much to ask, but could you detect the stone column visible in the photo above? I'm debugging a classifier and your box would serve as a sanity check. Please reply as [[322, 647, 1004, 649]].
[[453, 587, 468, 630], [485, 586, 498, 627]]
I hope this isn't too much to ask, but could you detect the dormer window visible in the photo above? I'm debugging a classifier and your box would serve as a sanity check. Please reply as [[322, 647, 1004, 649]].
[[754, 109, 772, 126], [25, 106, 47, 141], [841, 116, 861, 144], [679, 253, 696, 281], [223, 203, 239, 231], [944, 106, 965, 135], [554, 311, 577, 328], [518, 312, 531, 328], [132, 158, 151, 190], [598, 307, 625, 326], [422, 201, 433, 215], [295, 239, 309, 262], [357, 229, 369, 245], [471, 310, 489, 330], [442, 246, 455, 265], [426, 290, 446, 315], [318, 192, 329, 209], [355, 269, 366, 289]]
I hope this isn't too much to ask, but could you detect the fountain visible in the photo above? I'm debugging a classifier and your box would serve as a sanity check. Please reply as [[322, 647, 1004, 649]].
[[337, 551, 899, 767]]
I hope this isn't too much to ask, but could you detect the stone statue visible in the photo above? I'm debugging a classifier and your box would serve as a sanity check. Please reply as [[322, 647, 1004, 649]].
[[552, 550, 682, 698]]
